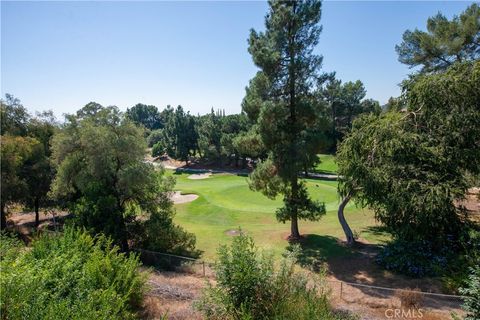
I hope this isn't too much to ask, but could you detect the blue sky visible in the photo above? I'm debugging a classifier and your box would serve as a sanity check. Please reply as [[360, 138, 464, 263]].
[[1, 1, 474, 118]]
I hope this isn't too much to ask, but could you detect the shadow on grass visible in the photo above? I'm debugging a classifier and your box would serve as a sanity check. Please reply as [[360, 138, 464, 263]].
[[362, 225, 390, 237], [286, 234, 353, 271]]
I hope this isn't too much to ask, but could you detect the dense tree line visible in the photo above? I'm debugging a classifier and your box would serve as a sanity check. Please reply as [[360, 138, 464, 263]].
[[126, 86, 379, 173]]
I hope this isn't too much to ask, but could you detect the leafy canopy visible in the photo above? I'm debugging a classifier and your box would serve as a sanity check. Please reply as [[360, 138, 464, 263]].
[[50, 103, 198, 255], [337, 61, 480, 244], [396, 3, 480, 73]]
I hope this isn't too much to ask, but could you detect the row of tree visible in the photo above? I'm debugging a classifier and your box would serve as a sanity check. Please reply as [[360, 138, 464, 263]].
[[126, 80, 381, 170], [1, 98, 199, 256]]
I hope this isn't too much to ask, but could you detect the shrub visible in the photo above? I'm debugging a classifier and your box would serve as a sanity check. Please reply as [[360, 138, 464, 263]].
[[460, 266, 480, 320], [0, 231, 22, 261], [394, 288, 423, 308], [152, 141, 165, 157], [376, 239, 448, 277], [442, 228, 480, 293], [131, 210, 201, 259], [147, 129, 164, 148], [0, 227, 146, 320], [195, 233, 356, 320]]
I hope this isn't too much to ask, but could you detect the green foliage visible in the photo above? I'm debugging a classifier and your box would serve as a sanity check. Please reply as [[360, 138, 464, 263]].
[[0, 95, 57, 228], [244, 0, 328, 237], [0, 135, 41, 228], [197, 109, 223, 163], [151, 141, 165, 157], [196, 234, 352, 320], [319, 78, 380, 148], [147, 129, 163, 148], [50, 104, 149, 249], [383, 96, 406, 112], [376, 239, 449, 277], [126, 103, 162, 131], [0, 231, 22, 261], [219, 113, 251, 166], [460, 266, 480, 320], [337, 61, 480, 246], [50, 103, 198, 256], [396, 3, 480, 73], [150, 105, 197, 162], [23, 111, 57, 225], [0, 94, 29, 136], [0, 227, 146, 320], [232, 127, 266, 160], [442, 228, 480, 293]]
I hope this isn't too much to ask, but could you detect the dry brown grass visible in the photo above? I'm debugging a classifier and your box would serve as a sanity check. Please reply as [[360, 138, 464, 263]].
[[140, 270, 207, 320], [395, 287, 424, 309], [142, 296, 202, 320]]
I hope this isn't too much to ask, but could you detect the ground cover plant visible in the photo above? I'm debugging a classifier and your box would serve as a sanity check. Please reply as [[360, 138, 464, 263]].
[[0, 228, 146, 320]]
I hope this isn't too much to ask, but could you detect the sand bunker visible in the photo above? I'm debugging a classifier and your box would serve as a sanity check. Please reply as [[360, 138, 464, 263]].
[[170, 191, 199, 204], [225, 229, 246, 236], [188, 173, 211, 180]]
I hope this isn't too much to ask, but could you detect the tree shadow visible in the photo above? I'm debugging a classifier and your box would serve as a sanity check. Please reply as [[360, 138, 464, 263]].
[[286, 234, 353, 271], [362, 225, 390, 238], [286, 234, 454, 310]]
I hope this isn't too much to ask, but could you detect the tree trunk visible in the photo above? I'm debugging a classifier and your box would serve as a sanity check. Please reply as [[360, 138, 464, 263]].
[[290, 212, 300, 240], [1, 203, 7, 230], [34, 197, 40, 229], [304, 163, 309, 177], [338, 192, 355, 246], [289, 177, 301, 239]]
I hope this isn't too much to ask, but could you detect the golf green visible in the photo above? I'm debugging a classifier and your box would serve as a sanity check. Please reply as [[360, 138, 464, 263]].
[[169, 170, 386, 260]]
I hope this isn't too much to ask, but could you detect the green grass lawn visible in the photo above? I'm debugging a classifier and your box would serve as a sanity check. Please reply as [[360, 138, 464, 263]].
[[315, 154, 338, 173], [169, 170, 387, 261]]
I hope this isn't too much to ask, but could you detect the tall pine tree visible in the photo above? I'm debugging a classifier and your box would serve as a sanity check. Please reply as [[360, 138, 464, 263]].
[[244, 0, 327, 239]]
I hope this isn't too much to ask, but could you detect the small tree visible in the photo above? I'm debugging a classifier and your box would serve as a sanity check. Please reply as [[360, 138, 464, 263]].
[[24, 111, 57, 227], [0, 136, 38, 229]]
